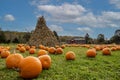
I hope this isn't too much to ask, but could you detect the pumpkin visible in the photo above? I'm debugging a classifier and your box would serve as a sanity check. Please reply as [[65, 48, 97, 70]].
[[6, 53, 23, 69], [111, 47, 117, 51], [38, 50, 48, 56], [1, 50, 10, 58], [25, 45, 30, 51], [38, 55, 51, 69], [56, 48, 63, 54], [61, 45, 65, 49], [39, 45, 45, 50], [65, 51, 76, 60], [86, 49, 96, 57], [19, 47, 26, 53], [102, 48, 111, 55], [48, 47, 56, 54], [29, 48, 36, 54], [19, 56, 42, 78]]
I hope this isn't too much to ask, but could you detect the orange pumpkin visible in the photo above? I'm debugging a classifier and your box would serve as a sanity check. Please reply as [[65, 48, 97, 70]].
[[56, 48, 63, 54], [48, 47, 56, 54], [38, 50, 48, 56], [19, 47, 26, 53], [38, 55, 51, 69], [61, 45, 65, 49], [19, 56, 42, 78], [25, 45, 30, 51], [6, 53, 23, 68], [1, 50, 10, 58], [86, 49, 96, 57], [102, 48, 111, 55], [65, 51, 76, 60], [29, 48, 36, 54], [111, 47, 117, 51]]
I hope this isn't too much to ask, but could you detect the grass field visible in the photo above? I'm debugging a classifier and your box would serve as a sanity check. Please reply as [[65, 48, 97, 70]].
[[0, 44, 120, 80]]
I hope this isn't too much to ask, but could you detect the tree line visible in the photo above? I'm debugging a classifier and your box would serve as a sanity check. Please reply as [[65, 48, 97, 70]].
[[0, 28, 120, 44]]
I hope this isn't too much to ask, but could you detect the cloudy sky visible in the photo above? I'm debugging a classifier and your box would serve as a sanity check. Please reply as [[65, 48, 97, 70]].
[[0, 0, 120, 39]]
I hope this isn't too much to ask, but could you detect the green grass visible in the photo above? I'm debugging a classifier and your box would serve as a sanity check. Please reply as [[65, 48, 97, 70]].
[[0, 44, 120, 80]]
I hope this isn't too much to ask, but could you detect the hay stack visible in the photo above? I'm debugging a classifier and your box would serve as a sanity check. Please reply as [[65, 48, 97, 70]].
[[28, 16, 59, 47]]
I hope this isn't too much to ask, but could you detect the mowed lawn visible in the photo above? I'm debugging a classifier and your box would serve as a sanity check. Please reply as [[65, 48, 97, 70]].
[[0, 44, 120, 80]]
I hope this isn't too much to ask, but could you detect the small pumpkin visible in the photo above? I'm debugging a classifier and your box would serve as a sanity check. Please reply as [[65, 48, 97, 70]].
[[86, 48, 96, 57], [38, 50, 48, 56], [1, 50, 10, 58], [65, 51, 76, 60], [25, 45, 30, 51], [56, 48, 63, 54], [38, 55, 51, 69], [6, 53, 23, 69], [19, 47, 26, 53], [29, 48, 36, 54], [61, 45, 65, 49], [102, 48, 111, 55], [19, 56, 42, 78], [48, 47, 56, 54]]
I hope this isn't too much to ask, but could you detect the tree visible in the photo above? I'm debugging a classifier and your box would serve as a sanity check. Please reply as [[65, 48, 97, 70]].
[[97, 34, 105, 44], [23, 32, 31, 43], [0, 28, 6, 43], [85, 33, 89, 44], [53, 31, 60, 43], [110, 35, 120, 44], [12, 37, 19, 43]]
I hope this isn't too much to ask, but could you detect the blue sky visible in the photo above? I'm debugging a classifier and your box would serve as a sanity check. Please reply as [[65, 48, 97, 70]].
[[0, 0, 120, 39]]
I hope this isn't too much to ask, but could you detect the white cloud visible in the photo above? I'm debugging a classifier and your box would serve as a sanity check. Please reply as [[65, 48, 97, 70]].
[[110, 0, 120, 9], [37, 3, 86, 19], [4, 14, 15, 21], [32, 3, 120, 28], [49, 24, 63, 32], [77, 27, 92, 33], [30, 0, 49, 5]]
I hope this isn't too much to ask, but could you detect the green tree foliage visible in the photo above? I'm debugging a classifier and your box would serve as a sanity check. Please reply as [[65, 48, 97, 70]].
[[53, 31, 60, 42], [110, 35, 120, 44], [12, 37, 19, 43], [97, 34, 105, 44], [0, 28, 6, 43], [23, 32, 31, 43]]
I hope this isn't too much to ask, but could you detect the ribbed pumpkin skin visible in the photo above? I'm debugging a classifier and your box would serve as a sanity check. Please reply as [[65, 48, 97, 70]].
[[1, 50, 10, 58], [102, 48, 111, 55], [19, 56, 42, 79], [6, 53, 23, 68], [38, 55, 51, 69], [86, 49, 96, 57], [37, 50, 47, 56], [65, 51, 76, 60]]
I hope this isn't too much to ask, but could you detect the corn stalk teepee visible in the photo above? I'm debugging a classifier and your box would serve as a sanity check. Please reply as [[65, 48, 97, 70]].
[[28, 16, 60, 47]]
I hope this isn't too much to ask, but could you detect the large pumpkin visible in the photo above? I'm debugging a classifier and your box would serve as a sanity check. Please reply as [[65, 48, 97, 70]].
[[102, 48, 111, 55], [19, 56, 42, 78], [37, 50, 48, 56], [86, 49, 96, 57], [65, 51, 76, 60], [38, 55, 51, 69], [6, 53, 23, 69], [1, 50, 10, 58]]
